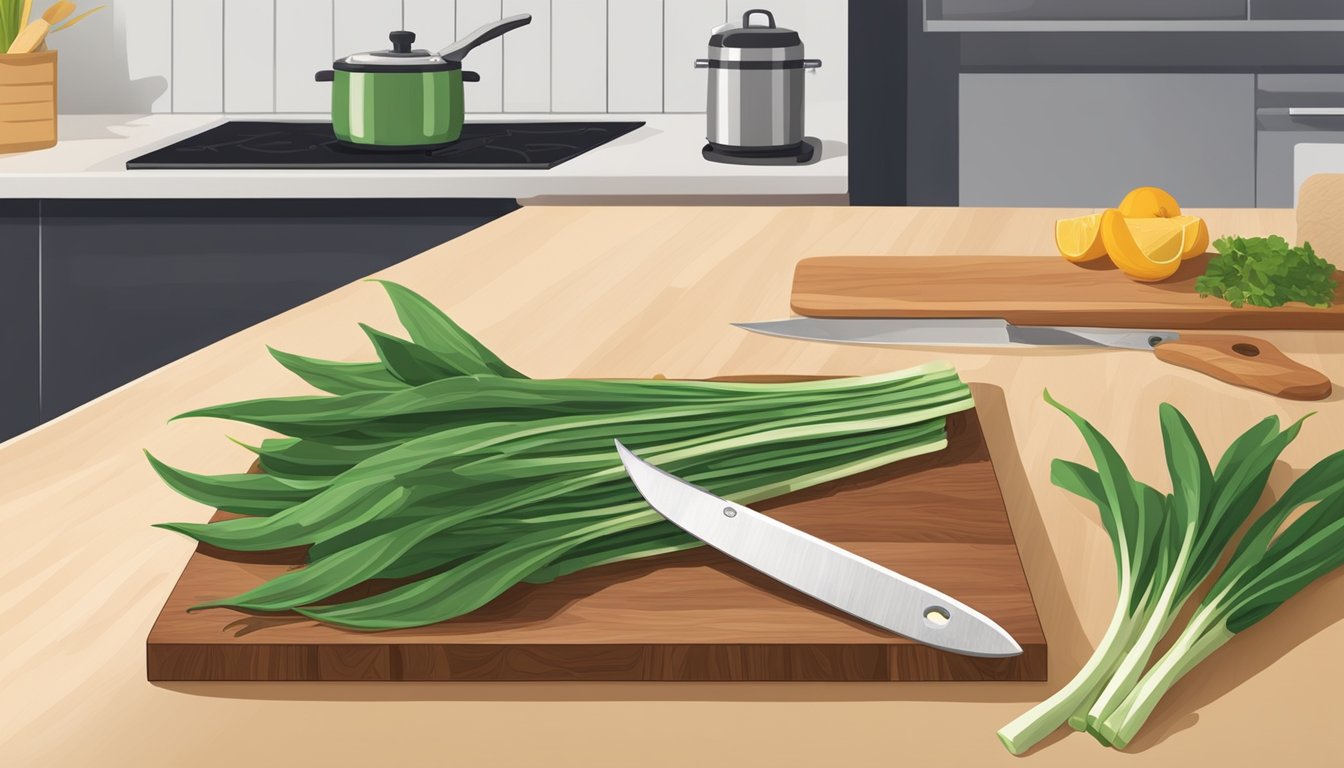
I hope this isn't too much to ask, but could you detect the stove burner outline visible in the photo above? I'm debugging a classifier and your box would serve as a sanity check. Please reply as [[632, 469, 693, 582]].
[[127, 120, 644, 170]]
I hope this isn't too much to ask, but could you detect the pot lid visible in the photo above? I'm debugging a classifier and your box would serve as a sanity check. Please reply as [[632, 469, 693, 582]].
[[710, 9, 801, 49], [339, 30, 457, 70]]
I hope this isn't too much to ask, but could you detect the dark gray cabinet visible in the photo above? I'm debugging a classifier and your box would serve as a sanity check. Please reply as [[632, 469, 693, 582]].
[[0, 198, 514, 442], [0, 201, 40, 440], [959, 73, 1256, 207]]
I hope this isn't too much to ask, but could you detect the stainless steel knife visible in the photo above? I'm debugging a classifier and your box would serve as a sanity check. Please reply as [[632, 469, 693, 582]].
[[733, 318, 1333, 401], [614, 440, 1023, 658]]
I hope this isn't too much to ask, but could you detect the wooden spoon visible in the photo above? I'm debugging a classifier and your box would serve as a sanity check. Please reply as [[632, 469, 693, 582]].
[[6, 1, 76, 54]]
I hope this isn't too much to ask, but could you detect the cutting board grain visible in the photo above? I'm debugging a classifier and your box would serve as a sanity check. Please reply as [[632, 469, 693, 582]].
[[146, 388, 1045, 682], [791, 255, 1344, 329]]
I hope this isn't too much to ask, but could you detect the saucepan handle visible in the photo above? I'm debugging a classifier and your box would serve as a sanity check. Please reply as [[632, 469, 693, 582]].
[[439, 13, 533, 62], [463, 70, 481, 82], [314, 70, 335, 82]]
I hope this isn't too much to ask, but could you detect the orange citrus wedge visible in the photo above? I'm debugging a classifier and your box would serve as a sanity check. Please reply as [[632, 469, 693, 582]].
[[1127, 215, 1208, 260], [1055, 213, 1108, 262], [1178, 215, 1209, 259], [1099, 209, 1185, 282]]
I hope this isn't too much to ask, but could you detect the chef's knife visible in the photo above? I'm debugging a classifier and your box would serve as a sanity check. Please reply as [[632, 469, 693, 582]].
[[735, 318, 1332, 401], [613, 440, 1023, 658]]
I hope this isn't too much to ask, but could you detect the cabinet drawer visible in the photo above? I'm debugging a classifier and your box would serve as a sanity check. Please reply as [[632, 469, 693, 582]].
[[1249, 1, 1344, 19], [959, 73, 1255, 207], [932, 0, 1246, 20], [1257, 74, 1344, 109]]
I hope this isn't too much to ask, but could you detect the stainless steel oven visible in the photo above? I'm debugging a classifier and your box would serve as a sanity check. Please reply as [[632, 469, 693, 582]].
[[1257, 74, 1344, 207]]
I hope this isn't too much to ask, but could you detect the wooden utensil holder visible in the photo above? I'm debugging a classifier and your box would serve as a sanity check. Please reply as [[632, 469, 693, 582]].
[[0, 50, 57, 154]]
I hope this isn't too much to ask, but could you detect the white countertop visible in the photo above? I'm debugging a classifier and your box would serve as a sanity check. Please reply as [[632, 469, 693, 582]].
[[0, 113, 847, 199]]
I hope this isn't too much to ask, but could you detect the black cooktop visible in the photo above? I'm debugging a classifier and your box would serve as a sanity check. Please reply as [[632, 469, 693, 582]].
[[126, 120, 645, 170]]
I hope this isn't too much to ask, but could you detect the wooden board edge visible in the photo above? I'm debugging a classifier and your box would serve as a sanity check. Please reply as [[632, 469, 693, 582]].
[[788, 256, 1344, 330], [146, 641, 1049, 682]]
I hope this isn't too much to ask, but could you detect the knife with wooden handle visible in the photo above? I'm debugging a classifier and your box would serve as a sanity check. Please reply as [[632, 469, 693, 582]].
[[735, 318, 1333, 401]]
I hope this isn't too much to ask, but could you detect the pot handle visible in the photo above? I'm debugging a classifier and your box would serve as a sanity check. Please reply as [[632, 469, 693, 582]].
[[463, 70, 481, 82], [314, 70, 335, 82], [803, 59, 822, 69], [694, 59, 711, 69], [439, 13, 532, 62], [743, 9, 776, 28]]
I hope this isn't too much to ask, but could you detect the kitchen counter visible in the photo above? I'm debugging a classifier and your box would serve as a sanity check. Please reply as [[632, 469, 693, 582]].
[[1, 206, 1339, 767], [0, 113, 847, 200]]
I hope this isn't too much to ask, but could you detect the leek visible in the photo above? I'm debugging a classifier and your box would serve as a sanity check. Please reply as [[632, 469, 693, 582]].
[[153, 281, 975, 630]]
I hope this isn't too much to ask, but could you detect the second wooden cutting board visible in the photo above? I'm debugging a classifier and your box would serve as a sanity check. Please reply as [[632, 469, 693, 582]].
[[791, 255, 1344, 330]]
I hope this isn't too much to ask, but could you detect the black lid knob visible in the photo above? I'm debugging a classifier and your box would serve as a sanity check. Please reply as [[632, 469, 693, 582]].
[[389, 30, 415, 53]]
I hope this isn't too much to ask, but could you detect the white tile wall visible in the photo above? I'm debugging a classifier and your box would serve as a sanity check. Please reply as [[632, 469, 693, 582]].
[[608, 0, 662, 113], [663, 0, 724, 113], [224, 0, 275, 113], [54, 0, 847, 114], [456, 0, 505, 112], [275, 0, 333, 112], [171, 0, 224, 112], [502, 0, 550, 112], [551, 0, 606, 112]]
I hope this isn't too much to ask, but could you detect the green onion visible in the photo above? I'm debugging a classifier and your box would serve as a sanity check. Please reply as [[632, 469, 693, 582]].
[[999, 394, 1344, 755], [153, 281, 975, 630], [1099, 449, 1344, 747]]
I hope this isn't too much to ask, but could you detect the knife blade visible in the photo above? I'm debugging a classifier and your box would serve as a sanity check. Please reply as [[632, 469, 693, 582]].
[[614, 440, 1023, 658], [734, 318, 1333, 401]]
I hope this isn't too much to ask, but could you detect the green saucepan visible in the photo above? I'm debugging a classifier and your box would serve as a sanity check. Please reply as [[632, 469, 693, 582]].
[[315, 14, 532, 149]]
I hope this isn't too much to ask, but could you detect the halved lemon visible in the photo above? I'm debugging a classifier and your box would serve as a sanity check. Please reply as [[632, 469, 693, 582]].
[[1099, 209, 1185, 282], [1055, 213, 1108, 262]]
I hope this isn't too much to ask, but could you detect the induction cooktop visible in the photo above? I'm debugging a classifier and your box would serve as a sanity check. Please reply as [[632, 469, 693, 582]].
[[126, 120, 645, 170]]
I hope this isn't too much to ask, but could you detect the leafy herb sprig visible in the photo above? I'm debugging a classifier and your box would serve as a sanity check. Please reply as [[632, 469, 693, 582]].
[[1195, 235, 1338, 308]]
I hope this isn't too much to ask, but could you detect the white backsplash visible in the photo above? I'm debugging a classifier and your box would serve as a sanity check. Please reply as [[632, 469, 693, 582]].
[[49, 0, 847, 114]]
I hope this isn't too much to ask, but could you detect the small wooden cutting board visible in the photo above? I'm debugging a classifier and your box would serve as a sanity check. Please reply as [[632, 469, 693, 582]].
[[791, 255, 1344, 329], [146, 386, 1045, 683]]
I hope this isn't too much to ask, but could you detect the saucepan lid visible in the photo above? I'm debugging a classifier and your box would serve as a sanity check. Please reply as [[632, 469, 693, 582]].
[[710, 9, 801, 48], [335, 30, 460, 73]]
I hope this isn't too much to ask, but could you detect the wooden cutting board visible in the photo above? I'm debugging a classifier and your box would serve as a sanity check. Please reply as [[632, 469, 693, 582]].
[[146, 385, 1045, 683], [791, 255, 1344, 329]]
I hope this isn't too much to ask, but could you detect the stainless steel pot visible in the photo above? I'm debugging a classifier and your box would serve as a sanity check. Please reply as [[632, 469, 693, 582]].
[[695, 9, 821, 156]]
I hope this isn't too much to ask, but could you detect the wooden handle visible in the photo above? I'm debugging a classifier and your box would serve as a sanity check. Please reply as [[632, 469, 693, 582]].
[[1153, 334, 1332, 400]]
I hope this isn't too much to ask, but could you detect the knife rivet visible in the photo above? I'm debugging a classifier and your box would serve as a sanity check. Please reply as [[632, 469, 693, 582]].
[[1148, 335, 1163, 348], [723, 507, 737, 518]]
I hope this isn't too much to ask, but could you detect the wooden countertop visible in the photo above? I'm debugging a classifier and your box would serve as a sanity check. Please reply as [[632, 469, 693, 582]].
[[2, 206, 1339, 766]]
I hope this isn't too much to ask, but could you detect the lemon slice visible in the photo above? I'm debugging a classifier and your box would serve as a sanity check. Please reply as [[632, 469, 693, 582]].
[[1099, 209, 1185, 282], [1127, 215, 1208, 261], [1055, 213, 1107, 262], [1177, 215, 1209, 259]]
